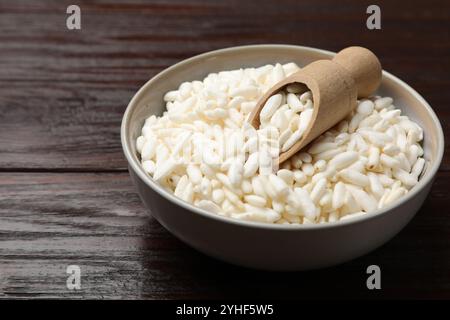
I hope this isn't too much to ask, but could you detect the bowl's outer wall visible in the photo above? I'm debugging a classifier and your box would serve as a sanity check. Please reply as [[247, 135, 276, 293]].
[[130, 168, 432, 271], [123, 45, 442, 270]]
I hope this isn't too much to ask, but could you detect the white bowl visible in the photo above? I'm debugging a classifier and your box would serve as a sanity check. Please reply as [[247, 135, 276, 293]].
[[121, 45, 444, 271]]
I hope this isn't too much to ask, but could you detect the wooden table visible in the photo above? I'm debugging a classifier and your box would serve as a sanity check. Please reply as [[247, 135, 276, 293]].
[[1, 0, 449, 299]]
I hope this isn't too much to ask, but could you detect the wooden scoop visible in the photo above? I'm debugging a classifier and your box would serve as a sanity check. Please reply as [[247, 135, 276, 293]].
[[247, 46, 382, 164]]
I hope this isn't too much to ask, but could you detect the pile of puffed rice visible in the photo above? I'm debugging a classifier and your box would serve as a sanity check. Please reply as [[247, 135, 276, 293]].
[[136, 62, 426, 224]]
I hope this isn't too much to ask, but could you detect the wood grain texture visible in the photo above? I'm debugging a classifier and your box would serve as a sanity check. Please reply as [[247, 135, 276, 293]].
[[0, 0, 449, 299], [0, 0, 449, 169], [1, 172, 449, 299]]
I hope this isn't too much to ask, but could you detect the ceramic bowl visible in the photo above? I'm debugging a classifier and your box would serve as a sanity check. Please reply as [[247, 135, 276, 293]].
[[121, 45, 444, 271]]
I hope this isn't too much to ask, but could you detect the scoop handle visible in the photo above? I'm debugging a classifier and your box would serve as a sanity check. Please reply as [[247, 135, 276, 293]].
[[332, 46, 382, 98]]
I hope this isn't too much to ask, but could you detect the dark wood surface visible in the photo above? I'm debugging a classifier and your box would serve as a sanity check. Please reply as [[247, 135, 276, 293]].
[[0, 0, 449, 299]]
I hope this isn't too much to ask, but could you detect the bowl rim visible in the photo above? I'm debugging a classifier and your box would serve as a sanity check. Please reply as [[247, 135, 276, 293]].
[[121, 44, 444, 231]]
